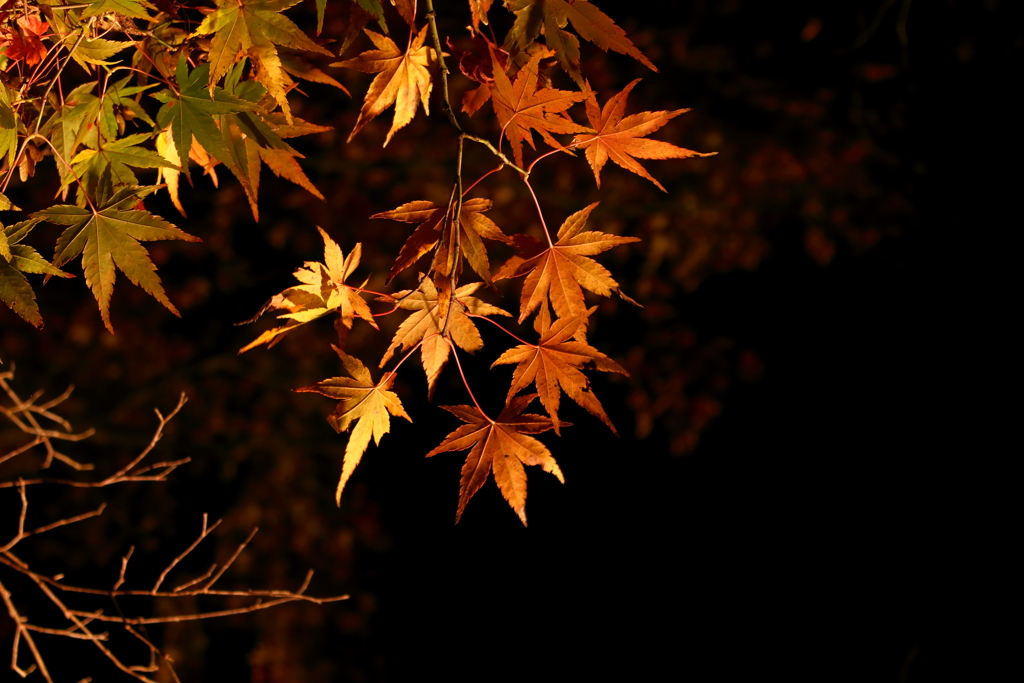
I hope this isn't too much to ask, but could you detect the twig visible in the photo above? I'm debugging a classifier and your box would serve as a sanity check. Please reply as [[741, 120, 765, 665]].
[[152, 513, 220, 592]]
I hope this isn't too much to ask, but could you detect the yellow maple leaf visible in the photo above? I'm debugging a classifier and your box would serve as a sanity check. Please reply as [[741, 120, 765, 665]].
[[333, 25, 437, 146], [296, 347, 411, 503]]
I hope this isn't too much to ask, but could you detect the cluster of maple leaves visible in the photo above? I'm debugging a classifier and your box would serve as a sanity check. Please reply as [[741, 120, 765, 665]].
[[0, 0, 712, 524]]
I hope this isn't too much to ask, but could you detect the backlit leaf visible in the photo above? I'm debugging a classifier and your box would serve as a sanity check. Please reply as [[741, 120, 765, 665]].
[[426, 394, 563, 525], [296, 347, 411, 503]]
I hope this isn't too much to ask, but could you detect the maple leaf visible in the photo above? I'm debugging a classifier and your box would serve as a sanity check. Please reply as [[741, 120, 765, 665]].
[[152, 55, 260, 172], [240, 227, 377, 353], [81, 0, 155, 21], [333, 25, 436, 146], [32, 186, 200, 332], [192, 0, 332, 122], [572, 79, 716, 191], [371, 196, 511, 284], [206, 66, 327, 220], [155, 128, 221, 217], [296, 346, 411, 504], [0, 84, 19, 170], [392, 0, 417, 27], [3, 15, 49, 67], [380, 277, 509, 398], [426, 394, 563, 525], [503, 0, 656, 86], [1, 219, 73, 328], [492, 307, 626, 434], [495, 202, 639, 322], [470, 0, 495, 32], [68, 133, 178, 200], [488, 46, 591, 167]]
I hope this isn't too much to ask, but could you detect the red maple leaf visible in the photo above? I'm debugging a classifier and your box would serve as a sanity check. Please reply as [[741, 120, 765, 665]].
[[3, 15, 49, 67]]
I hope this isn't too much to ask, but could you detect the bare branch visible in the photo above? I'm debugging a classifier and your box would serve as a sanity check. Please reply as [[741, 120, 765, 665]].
[[2, 378, 346, 682], [0, 578, 53, 683], [153, 514, 221, 593], [202, 527, 257, 592], [114, 546, 134, 592]]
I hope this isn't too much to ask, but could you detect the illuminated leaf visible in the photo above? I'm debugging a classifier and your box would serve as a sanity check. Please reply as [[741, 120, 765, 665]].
[[426, 394, 563, 525], [333, 25, 436, 145], [192, 0, 332, 121], [33, 187, 200, 332], [488, 47, 591, 167], [495, 202, 639, 322], [492, 307, 626, 434], [379, 277, 509, 398], [572, 79, 715, 191], [296, 347, 411, 503]]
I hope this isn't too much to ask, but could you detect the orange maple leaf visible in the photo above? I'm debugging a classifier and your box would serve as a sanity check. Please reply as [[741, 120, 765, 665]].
[[426, 394, 564, 525], [371, 196, 511, 284], [488, 47, 592, 167], [296, 347, 411, 504], [572, 79, 716, 191], [333, 25, 436, 145], [380, 277, 510, 398], [469, 0, 494, 32], [3, 15, 49, 67], [492, 307, 627, 435], [494, 202, 639, 322]]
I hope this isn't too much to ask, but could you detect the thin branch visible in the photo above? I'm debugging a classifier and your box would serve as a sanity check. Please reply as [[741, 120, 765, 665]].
[[152, 514, 221, 593], [201, 527, 257, 592], [0, 578, 53, 683], [424, 0, 463, 133], [114, 546, 134, 592]]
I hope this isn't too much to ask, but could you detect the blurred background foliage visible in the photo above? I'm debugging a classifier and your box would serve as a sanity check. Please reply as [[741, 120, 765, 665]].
[[1, 0, 1015, 680]]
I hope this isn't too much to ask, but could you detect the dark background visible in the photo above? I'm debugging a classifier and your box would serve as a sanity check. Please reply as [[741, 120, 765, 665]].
[[1, 1, 1017, 680]]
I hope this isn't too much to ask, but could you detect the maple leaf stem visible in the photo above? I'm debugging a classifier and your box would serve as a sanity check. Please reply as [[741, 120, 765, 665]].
[[523, 177, 554, 248], [1, 30, 89, 195], [349, 286, 394, 300], [446, 339, 493, 423], [19, 134, 97, 214], [463, 164, 505, 196], [382, 333, 433, 383], [527, 142, 583, 175], [29, 27, 89, 139], [466, 313, 536, 348]]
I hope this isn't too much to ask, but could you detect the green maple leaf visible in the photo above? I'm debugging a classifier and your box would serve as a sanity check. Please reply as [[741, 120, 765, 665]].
[[81, 0, 155, 20], [32, 187, 200, 332], [0, 84, 20, 169], [192, 0, 332, 121], [208, 63, 326, 219], [68, 133, 178, 200], [45, 78, 157, 189], [1, 219, 73, 328], [65, 30, 133, 68], [152, 55, 260, 172]]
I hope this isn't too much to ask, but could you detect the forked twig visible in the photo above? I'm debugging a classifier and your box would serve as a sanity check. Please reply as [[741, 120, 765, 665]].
[[1, 373, 347, 682]]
